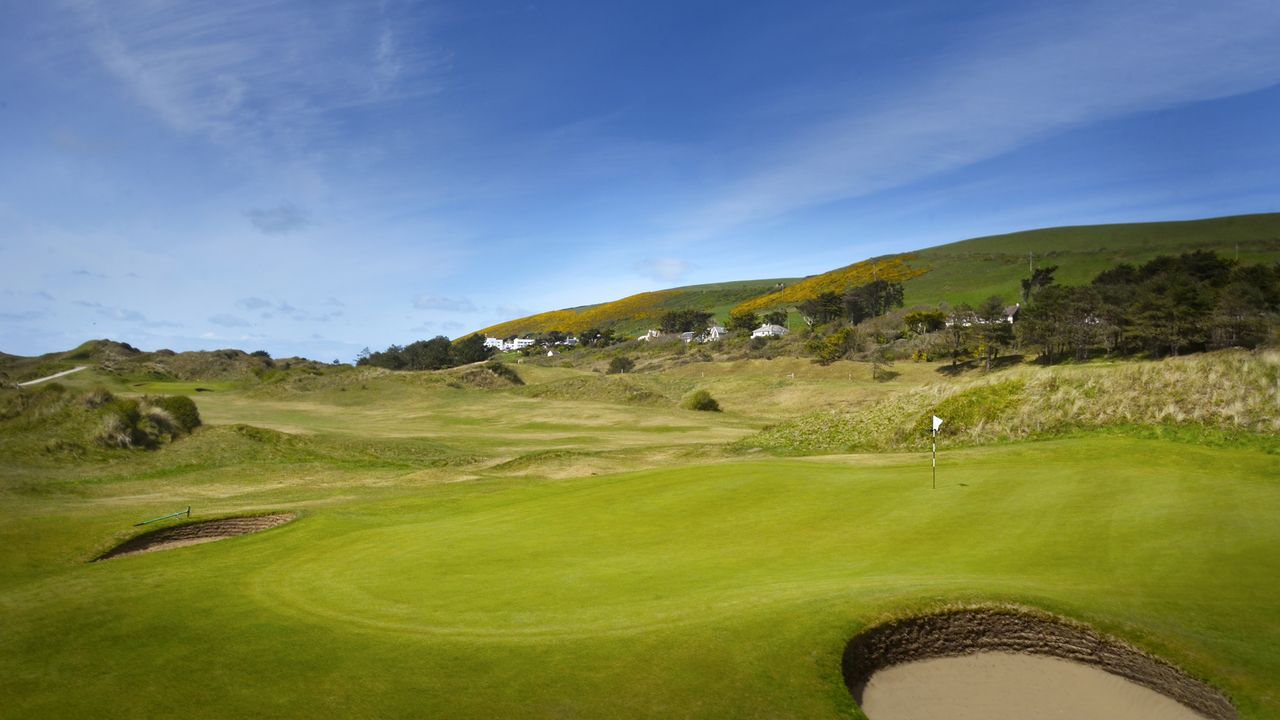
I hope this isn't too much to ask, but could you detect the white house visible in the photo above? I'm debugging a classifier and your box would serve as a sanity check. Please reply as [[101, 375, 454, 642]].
[[511, 337, 535, 350], [678, 331, 696, 343], [483, 337, 505, 350], [700, 325, 728, 343], [751, 324, 789, 338], [638, 329, 663, 341]]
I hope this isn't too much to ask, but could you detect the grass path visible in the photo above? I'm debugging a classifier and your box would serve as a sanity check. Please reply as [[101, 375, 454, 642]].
[[15, 365, 89, 387]]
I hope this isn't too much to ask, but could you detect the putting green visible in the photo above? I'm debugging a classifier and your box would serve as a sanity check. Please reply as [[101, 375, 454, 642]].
[[1, 436, 1278, 718]]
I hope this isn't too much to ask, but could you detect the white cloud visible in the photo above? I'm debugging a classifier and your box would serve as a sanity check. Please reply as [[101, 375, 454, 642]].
[[677, 0, 1280, 241], [244, 204, 310, 235], [209, 313, 251, 327], [66, 0, 444, 151], [634, 257, 693, 283], [413, 295, 478, 313]]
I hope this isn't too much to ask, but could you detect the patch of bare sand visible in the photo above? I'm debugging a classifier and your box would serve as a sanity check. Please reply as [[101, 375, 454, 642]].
[[844, 607, 1234, 720], [861, 651, 1209, 720], [96, 514, 295, 560]]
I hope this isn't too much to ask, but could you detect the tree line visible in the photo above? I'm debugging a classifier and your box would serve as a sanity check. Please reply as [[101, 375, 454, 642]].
[[1015, 251, 1279, 362], [356, 334, 491, 371]]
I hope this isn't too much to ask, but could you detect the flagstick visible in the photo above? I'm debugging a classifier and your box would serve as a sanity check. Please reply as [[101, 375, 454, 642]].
[[932, 430, 937, 490]]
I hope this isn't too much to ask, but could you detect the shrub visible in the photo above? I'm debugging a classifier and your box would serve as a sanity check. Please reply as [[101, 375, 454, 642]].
[[147, 395, 202, 433], [607, 356, 635, 374], [83, 387, 115, 408], [682, 389, 721, 412], [484, 360, 524, 385], [95, 398, 145, 448]]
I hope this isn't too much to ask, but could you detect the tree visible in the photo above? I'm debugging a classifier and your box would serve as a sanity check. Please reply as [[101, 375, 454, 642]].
[[658, 309, 713, 333], [797, 292, 843, 325], [870, 344, 895, 380], [947, 304, 975, 365], [843, 280, 904, 323], [1021, 265, 1058, 304], [452, 334, 492, 365], [727, 310, 759, 333], [581, 327, 616, 347], [976, 296, 1013, 371], [763, 310, 788, 327], [607, 356, 635, 374]]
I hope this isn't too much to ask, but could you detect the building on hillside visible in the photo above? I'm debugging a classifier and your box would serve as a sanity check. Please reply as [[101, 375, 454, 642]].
[[1003, 303, 1020, 324], [638, 329, 663, 341], [483, 337, 505, 350], [945, 310, 977, 328], [751, 324, 789, 338], [563, 336, 579, 346], [511, 337, 535, 350], [700, 325, 728, 343], [678, 331, 696, 344]]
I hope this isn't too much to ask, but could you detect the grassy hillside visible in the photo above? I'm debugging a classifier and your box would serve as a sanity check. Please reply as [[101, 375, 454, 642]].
[[477, 278, 797, 339], [0, 339, 334, 388], [474, 212, 1280, 335], [899, 212, 1280, 308]]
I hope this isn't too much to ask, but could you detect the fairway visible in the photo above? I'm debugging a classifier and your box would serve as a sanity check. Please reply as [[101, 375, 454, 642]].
[[2, 437, 1277, 719]]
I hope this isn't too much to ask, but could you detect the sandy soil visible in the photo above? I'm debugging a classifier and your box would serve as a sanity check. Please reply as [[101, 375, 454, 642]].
[[860, 651, 1209, 720], [843, 607, 1235, 720], [96, 514, 295, 560]]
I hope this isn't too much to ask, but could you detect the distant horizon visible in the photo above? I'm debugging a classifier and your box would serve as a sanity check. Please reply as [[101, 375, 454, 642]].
[[5, 1, 1280, 360], [5, 208, 1275, 362]]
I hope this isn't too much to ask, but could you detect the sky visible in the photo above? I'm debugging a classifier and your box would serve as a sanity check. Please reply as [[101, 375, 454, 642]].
[[3, 0, 1280, 360]]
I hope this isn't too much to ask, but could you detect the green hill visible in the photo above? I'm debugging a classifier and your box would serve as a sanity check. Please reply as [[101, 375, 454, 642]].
[[476, 212, 1280, 335], [900, 212, 1280, 308]]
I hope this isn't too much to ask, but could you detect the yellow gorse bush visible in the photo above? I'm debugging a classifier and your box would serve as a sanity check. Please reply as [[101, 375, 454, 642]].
[[732, 256, 929, 315]]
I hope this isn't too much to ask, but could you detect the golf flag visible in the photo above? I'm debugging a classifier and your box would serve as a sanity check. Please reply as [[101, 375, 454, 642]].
[[931, 416, 942, 489]]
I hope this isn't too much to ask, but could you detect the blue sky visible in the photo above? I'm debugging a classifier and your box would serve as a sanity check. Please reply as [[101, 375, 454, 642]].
[[3, 0, 1279, 360]]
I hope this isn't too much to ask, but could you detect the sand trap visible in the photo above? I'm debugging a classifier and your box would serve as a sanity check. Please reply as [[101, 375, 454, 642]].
[[843, 607, 1235, 720], [861, 651, 1208, 720], [96, 514, 295, 561]]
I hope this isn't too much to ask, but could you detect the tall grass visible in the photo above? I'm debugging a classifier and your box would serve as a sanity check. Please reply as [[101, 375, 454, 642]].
[[743, 350, 1280, 453]]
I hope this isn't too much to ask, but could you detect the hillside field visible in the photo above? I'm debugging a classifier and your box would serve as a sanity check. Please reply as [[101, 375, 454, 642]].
[[477, 212, 1280, 336], [1, 352, 1278, 718]]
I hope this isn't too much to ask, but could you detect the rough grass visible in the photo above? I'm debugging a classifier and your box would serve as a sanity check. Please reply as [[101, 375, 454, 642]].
[[744, 350, 1280, 453]]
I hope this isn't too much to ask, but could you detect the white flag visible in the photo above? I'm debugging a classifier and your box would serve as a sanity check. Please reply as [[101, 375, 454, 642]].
[[932, 415, 943, 432]]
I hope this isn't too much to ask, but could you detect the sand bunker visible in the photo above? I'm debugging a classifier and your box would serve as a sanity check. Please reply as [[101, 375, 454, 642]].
[[96, 514, 295, 561], [842, 607, 1235, 720]]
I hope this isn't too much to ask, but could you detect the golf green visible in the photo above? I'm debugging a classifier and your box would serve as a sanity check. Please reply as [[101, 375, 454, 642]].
[[1, 436, 1277, 718]]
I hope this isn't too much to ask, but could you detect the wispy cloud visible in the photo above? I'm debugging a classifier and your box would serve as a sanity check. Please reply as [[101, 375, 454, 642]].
[[0, 310, 46, 322], [237, 296, 273, 310], [677, 0, 1280, 241], [66, 0, 444, 151], [237, 298, 343, 323], [413, 295, 478, 313], [244, 204, 310, 234], [634, 257, 693, 283], [209, 313, 251, 327]]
